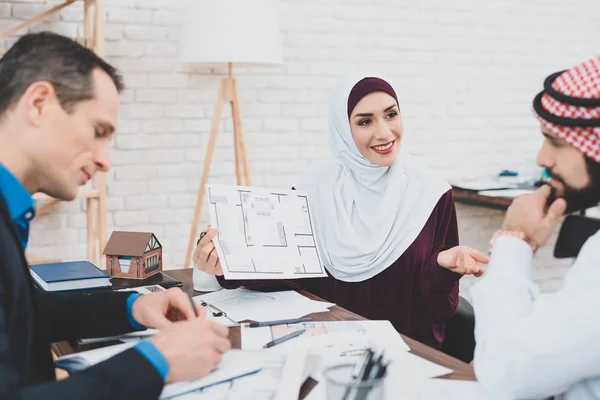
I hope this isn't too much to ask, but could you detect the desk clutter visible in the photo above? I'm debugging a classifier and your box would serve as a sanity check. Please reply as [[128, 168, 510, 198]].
[[450, 169, 545, 199], [29, 260, 182, 292], [61, 312, 491, 400]]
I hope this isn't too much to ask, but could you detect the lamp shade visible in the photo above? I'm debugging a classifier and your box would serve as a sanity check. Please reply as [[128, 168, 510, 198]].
[[179, 0, 284, 67]]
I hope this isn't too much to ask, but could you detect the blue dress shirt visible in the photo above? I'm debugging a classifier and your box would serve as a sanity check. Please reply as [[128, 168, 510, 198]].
[[0, 164, 168, 381], [0, 164, 35, 248]]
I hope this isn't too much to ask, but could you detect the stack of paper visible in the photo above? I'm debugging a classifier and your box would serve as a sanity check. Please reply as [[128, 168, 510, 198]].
[[194, 288, 334, 322]]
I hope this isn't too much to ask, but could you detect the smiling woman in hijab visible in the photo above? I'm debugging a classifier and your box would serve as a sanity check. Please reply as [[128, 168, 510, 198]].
[[193, 74, 489, 348]]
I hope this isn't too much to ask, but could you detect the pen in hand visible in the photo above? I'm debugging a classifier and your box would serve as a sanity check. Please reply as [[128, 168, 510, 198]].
[[187, 293, 199, 318]]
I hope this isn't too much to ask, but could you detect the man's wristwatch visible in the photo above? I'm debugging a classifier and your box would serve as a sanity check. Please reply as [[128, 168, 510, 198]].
[[489, 229, 539, 253]]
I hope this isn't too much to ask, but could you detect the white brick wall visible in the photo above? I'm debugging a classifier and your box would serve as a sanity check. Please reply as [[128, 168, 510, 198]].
[[5, 0, 598, 293]]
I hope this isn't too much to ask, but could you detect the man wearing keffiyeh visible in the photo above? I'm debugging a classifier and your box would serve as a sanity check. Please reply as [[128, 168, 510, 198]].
[[471, 56, 600, 400]]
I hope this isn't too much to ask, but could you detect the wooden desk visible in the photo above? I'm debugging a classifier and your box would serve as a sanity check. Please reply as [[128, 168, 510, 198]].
[[54, 269, 476, 398], [452, 187, 513, 210]]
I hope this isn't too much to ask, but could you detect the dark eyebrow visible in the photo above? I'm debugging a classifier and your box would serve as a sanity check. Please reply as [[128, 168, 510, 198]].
[[542, 132, 556, 141], [542, 132, 564, 146], [98, 122, 116, 135], [353, 104, 398, 119]]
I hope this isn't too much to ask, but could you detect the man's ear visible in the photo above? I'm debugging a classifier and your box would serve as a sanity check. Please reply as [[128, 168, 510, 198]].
[[20, 81, 57, 127]]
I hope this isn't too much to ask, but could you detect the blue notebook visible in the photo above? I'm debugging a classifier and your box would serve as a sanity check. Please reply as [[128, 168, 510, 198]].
[[30, 261, 112, 291]]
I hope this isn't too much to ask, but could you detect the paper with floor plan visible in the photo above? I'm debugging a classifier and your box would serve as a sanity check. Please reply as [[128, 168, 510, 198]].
[[206, 184, 328, 280], [240, 320, 447, 382], [174, 350, 308, 400], [194, 288, 335, 322]]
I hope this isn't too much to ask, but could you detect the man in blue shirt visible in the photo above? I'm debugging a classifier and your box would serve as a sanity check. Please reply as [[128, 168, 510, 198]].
[[0, 32, 230, 399]]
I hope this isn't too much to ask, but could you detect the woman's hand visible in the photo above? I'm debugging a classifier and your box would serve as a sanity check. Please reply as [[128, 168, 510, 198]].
[[437, 246, 489, 277], [192, 226, 223, 276]]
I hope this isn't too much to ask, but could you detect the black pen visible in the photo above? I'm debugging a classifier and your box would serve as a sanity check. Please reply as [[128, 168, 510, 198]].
[[248, 317, 311, 328], [263, 329, 306, 348], [188, 293, 199, 318]]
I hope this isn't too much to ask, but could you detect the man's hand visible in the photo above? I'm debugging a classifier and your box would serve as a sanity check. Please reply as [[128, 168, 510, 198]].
[[150, 318, 231, 383], [437, 246, 489, 277], [131, 288, 199, 330], [501, 185, 567, 249]]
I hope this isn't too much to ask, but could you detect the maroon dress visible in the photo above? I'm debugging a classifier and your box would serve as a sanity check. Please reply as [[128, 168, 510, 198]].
[[217, 190, 461, 348]]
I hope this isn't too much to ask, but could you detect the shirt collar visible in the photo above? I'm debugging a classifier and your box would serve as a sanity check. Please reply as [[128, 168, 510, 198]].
[[0, 163, 35, 222]]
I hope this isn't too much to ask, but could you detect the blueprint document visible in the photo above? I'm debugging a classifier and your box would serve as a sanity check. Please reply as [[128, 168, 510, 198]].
[[174, 350, 307, 400], [207, 184, 328, 280]]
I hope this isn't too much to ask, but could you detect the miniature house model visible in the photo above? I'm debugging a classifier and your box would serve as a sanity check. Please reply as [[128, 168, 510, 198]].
[[103, 231, 163, 279]]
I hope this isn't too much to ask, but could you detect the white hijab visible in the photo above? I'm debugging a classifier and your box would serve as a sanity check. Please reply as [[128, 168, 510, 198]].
[[296, 74, 450, 282]]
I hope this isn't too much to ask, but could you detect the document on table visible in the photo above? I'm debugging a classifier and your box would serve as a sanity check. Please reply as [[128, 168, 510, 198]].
[[206, 184, 328, 280], [240, 320, 451, 382], [305, 378, 491, 400], [174, 350, 308, 400], [194, 287, 334, 322], [384, 378, 493, 400], [56, 345, 263, 400]]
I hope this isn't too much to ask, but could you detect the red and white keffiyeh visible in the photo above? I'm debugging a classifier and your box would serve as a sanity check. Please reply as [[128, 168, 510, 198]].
[[533, 56, 600, 163]]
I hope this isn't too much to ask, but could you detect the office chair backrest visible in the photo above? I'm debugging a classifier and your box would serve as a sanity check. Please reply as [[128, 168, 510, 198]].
[[441, 296, 475, 363], [554, 214, 600, 258]]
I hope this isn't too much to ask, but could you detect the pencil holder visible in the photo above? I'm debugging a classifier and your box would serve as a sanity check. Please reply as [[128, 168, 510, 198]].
[[323, 363, 385, 400]]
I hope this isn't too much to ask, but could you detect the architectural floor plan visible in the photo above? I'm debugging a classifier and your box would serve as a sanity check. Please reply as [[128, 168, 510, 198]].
[[207, 185, 327, 280]]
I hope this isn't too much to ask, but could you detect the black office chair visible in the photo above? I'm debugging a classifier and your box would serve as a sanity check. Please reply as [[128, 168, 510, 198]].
[[553, 214, 600, 259], [441, 295, 475, 363], [441, 214, 600, 363]]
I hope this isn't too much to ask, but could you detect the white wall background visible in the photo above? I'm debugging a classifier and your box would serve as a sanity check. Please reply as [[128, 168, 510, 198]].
[[3, 0, 599, 293]]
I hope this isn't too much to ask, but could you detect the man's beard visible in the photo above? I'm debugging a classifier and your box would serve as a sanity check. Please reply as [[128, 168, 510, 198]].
[[547, 157, 600, 214]]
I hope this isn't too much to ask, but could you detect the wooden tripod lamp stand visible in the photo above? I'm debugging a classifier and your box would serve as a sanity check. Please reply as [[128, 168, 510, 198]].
[[180, 0, 283, 269]]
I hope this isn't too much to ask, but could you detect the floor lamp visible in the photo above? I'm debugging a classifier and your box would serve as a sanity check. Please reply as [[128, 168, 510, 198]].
[[180, 0, 283, 269]]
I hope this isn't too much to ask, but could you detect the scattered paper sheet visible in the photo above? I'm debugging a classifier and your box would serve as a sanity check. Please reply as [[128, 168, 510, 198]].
[[305, 379, 491, 400], [206, 184, 328, 280], [168, 350, 308, 400], [159, 353, 261, 399], [386, 352, 452, 381], [385, 378, 492, 399], [56, 342, 137, 371], [77, 329, 159, 345], [194, 288, 334, 322], [56, 345, 264, 400], [477, 189, 535, 198], [242, 321, 428, 382], [451, 180, 517, 191]]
